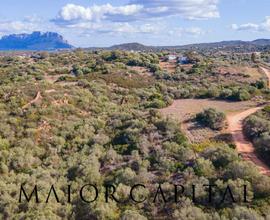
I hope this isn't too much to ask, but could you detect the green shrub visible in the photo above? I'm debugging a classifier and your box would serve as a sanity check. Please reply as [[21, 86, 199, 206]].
[[220, 88, 233, 99], [196, 108, 226, 130], [263, 105, 270, 113], [231, 89, 251, 101], [0, 138, 9, 150], [147, 99, 166, 108]]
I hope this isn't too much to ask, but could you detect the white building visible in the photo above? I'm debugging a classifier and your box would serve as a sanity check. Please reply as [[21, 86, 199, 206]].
[[167, 54, 177, 61]]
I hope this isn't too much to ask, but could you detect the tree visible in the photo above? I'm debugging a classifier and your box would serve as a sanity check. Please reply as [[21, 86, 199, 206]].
[[229, 207, 263, 220], [194, 158, 216, 178], [251, 52, 258, 63], [173, 204, 211, 220]]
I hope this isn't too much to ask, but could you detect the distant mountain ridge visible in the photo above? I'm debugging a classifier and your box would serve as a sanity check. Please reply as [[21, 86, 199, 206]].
[[0, 32, 73, 51], [105, 39, 270, 52], [251, 39, 270, 46], [0, 31, 269, 52], [173, 39, 270, 49]]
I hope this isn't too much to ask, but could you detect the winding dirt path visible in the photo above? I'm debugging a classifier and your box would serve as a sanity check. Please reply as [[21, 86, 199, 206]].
[[260, 67, 270, 87], [161, 66, 270, 175], [22, 91, 42, 109], [23, 70, 77, 109], [44, 72, 75, 84], [227, 107, 270, 175], [226, 67, 270, 175]]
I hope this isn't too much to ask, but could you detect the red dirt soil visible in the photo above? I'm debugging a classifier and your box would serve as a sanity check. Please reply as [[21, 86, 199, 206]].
[[227, 107, 270, 175], [260, 67, 270, 87], [159, 61, 177, 73], [226, 67, 270, 175]]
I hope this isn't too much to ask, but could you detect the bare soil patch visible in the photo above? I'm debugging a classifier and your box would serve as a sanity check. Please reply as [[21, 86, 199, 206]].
[[160, 99, 256, 143], [44, 72, 76, 85], [160, 66, 270, 175], [160, 99, 256, 121], [215, 65, 262, 79], [129, 66, 152, 76], [159, 61, 177, 73]]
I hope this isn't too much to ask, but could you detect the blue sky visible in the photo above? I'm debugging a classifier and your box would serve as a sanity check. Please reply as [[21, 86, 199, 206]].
[[0, 0, 269, 47]]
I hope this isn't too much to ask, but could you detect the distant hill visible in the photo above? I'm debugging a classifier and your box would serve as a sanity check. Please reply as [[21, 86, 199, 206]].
[[0, 32, 73, 51], [168, 39, 270, 50], [251, 39, 270, 46], [109, 43, 152, 51], [106, 39, 270, 52]]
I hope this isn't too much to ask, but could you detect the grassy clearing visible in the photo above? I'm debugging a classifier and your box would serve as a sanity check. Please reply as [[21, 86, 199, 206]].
[[215, 65, 263, 79], [160, 98, 257, 120], [160, 98, 257, 143]]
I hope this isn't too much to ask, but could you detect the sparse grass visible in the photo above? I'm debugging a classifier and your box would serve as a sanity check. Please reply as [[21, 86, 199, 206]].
[[160, 98, 257, 143], [215, 64, 263, 79]]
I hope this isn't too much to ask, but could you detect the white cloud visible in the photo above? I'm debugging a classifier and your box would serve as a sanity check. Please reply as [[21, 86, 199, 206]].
[[65, 21, 164, 35], [168, 27, 205, 36], [183, 27, 205, 35], [131, 0, 220, 20], [108, 23, 161, 34], [231, 23, 260, 31], [0, 21, 35, 34], [52, 1, 217, 35], [64, 20, 205, 39], [0, 16, 47, 35], [53, 0, 220, 25], [232, 16, 270, 32], [54, 3, 143, 23]]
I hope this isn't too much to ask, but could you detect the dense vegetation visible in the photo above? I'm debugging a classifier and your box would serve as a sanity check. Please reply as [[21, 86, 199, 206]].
[[0, 50, 270, 219], [154, 52, 269, 102], [244, 106, 270, 166]]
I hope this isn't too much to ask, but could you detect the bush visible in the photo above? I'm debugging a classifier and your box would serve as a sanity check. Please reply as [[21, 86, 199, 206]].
[[243, 109, 270, 166], [243, 115, 270, 139], [252, 80, 267, 89], [263, 105, 270, 113], [147, 99, 166, 109], [195, 108, 226, 130], [220, 88, 233, 99], [121, 210, 147, 220], [0, 138, 9, 150], [231, 89, 251, 101], [238, 89, 251, 101]]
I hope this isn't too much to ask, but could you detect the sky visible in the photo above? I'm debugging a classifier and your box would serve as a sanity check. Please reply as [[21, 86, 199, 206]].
[[0, 0, 270, 47]]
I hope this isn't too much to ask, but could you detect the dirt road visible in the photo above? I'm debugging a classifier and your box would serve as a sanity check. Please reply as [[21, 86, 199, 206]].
[[161, 66, 270, 175], [227, 107, 270, 175], [260, 67, 270, 87], [227, 67, 270, 175]]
